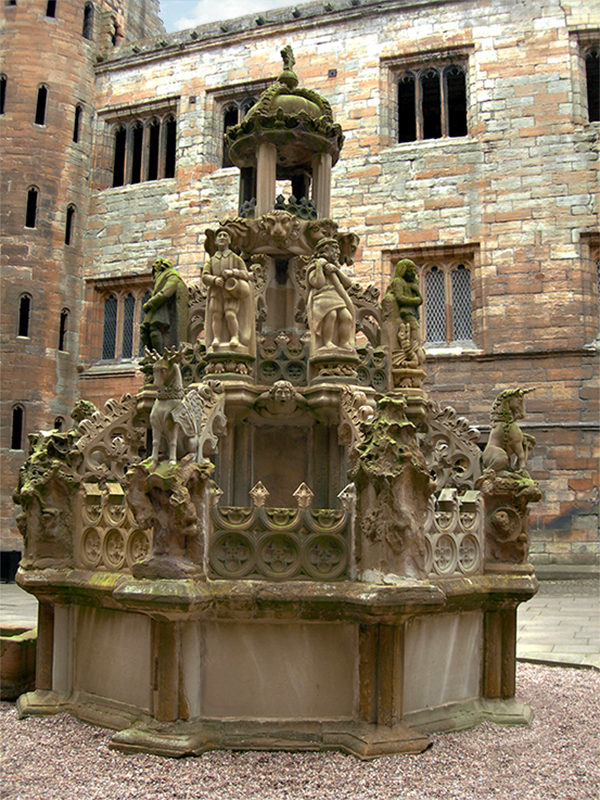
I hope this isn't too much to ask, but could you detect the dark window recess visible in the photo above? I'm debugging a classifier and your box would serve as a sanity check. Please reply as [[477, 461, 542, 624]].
[[73, 104, 82, 142], [122, 294, 135, 358], [59, 309, 69, 351], [446, 66, 468, 137], [35, 86, 47, 125], [102, 295, 117, 359], [397, 76, 416, 143], [0, 76, 6, 115], [164, 116, 177, 178], [25, 188, 38, 228], [7, 0, 17, 7], [586, 48, 599, 123], [54, 416, 64, 431], [222, 105, 239, 167], [421, 70, 442, 140], [46, 0, 56, 17], [11, 406, 24, 450], [82, 2, 93, 39], [65, 205, 75, 245], [147, 120, 160, 180], [130, 123, 144, 184], [112, 126, 126, 187], [18, 295, 31, 337]]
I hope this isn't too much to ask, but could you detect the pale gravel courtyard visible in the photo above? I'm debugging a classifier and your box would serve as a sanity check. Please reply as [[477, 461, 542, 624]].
[[1, 663, 598, 800]]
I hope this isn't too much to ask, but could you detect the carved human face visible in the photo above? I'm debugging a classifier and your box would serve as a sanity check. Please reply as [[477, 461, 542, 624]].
[[273, 381, 293, 404], [216, 230, 231, 251], [326, 242, 341, 263]]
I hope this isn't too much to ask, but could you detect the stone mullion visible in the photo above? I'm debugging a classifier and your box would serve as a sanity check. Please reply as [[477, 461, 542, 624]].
[[415, 70, 424, 140], [440, 68, 449, 137], [158, 115, 167, 179], [141, 120, 150, 181], [132, 294, 143, 358]]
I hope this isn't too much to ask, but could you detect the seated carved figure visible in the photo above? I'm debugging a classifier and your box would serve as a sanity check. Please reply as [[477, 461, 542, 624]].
[[306, 238, 358, 355], [482, 388, 536, 473], [202, 229, 256, 354]]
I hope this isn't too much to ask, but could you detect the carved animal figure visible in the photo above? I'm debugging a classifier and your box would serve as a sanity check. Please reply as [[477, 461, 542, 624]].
[[482, 388, 536, 473], [148, 348, 211, 468]]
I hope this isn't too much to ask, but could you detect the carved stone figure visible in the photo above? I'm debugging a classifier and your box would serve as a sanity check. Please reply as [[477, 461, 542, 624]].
[[147, 347, 226, 468], [202, 229, 256, 355], [126, 455, 213, 579], [381, 259, 425, 387], [140, 258, 189, 353], [482, 388, 536, 473], [350, 395, 434, 580], [254, 380, 308, 417], [13, 429, 81, 570], [306, 238, 358, 355]]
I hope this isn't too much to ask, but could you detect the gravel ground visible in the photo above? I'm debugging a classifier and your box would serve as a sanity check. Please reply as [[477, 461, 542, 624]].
[[1, 663, 598, 800]]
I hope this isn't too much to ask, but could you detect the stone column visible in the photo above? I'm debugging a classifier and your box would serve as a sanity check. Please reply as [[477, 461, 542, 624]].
[[256, 143, 277, 216], [311, 152, 332, 218], [35, 601, 54, 691], [483, 607, 517, 700]]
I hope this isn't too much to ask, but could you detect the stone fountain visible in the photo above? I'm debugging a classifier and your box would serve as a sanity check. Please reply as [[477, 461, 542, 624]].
[[14, 47, 541, 758]]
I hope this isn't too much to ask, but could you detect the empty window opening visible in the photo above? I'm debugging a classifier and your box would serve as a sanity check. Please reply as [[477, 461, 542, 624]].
[[0, 75, 6, 115], [82, 2, 94, 39], [7, 0, 17, 7], [222, 105, 239, 168], [112, 126, 126, 187], [451, 265, 472, 341], [18, 295, 31, 337], [397, 75, 416, 143], [421, 71, 442, 140], [11, 406, 24, 450], [65, 205, 75, 245], [25, 188, 38, 228], [446, 66, 468, 137], [59, 309, 69, 351], [147, 120, 160, 180], [586, 48, 599, 123], [73, 104, 82, 142], [102, 295, 117, 359], [35, 86, 48, 125], [54, 416, 64, 431], [130, 123, 144, 184], [164, 116, 177, 178], [122, 294, 135, 358], [45, 0, 56, 17]]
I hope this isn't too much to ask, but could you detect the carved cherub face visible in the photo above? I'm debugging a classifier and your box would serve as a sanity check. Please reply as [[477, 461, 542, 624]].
[[215, 230, 231, 251], [272, 381, 294, 404]]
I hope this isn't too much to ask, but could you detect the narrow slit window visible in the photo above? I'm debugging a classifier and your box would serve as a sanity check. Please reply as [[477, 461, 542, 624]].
[[112, 126, 127, 187], [222, 105, 238, 167], [25, 188, 38, 228], [11, 406, 24, 450], [35, 86, 48, 125], [585, 48, 599, 123], [451, 265, 472, 341], [59, 309, 69, 351], [73, 104, 82, 142], [18, 295, 31, 337], [54, 416, 64, 431], [147, 120, 160, 180], [424, 267, 447, 343], [65, 205, 75, 245], [82, 2, 94, 39], [0, 75, 6, 115], [397, 74, 416, 143], [121, 294, 135, 358], [446, 66, 467, 137], [102, 295, 117, 359], [130, 123, 144, 184], [45, 0, 56, 17], [164, 116, 177, 178]]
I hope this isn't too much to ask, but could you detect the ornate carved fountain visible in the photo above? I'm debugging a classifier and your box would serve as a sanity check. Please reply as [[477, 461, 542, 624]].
[[14, 48, 540, 758]]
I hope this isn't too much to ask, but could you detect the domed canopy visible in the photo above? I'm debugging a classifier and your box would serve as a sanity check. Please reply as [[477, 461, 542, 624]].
[[225, 46, 344, 177]]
